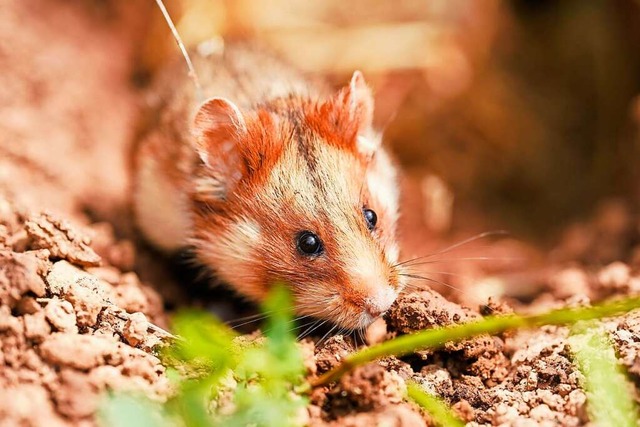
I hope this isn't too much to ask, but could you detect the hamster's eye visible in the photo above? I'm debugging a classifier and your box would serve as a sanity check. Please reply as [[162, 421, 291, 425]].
[[297, 231, 324, 256], [363, 208, 377, 230]]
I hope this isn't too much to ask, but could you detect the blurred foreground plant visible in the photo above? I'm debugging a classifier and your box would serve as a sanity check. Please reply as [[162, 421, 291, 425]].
[[100, 285, 306, 427], [100, 287, 640, 427], [569, 324, 640, 427]]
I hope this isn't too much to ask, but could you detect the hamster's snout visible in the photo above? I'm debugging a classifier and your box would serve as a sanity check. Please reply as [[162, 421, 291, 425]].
[[363, 285, 397, 319]]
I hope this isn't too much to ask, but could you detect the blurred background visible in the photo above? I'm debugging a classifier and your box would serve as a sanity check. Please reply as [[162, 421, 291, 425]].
[[140, 0, 640, 244], [2, 0, 640, 307]]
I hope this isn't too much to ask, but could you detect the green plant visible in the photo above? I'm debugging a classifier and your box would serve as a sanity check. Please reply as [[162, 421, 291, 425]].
[[406, 382, 464, 427], [569, 323, 639, 427], [100, 285, 306, 427], [101, 290, 640, 426], [312, 296, 640, 386]]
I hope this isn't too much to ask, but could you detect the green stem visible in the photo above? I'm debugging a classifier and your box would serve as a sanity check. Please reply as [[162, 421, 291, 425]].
[[311, 296, 640, 387], [569, 325, 640, 427], [406, 382, 464, 427]]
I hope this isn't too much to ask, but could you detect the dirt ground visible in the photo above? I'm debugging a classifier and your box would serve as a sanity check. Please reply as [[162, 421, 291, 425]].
[[2, 1, 640, 426]]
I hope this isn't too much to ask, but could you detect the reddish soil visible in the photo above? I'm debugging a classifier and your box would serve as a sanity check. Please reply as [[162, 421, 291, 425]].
[[305, 219, 640, 426], [2, 1, 640, 426], [0, 202, 170, 425]]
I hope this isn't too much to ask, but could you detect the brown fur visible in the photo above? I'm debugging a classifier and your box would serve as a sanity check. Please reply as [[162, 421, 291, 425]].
[[134, 42, 403, 329]]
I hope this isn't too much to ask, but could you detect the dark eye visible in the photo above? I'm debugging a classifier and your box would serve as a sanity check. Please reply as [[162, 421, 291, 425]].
[[363, 208, 377, 230], [296, 231, 324, 256]]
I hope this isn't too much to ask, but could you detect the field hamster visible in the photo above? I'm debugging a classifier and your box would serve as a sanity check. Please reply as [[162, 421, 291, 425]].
[[133, 42, 404, 330]]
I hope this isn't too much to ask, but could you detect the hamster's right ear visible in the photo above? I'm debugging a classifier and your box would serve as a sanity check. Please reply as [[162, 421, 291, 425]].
[[192, 97, 248, 200]]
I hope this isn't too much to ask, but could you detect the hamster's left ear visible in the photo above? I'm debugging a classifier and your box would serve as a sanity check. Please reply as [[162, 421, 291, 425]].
[[346, 71, 374, 132], [346, 71, 380, 158], [314, 71, 379, 158]]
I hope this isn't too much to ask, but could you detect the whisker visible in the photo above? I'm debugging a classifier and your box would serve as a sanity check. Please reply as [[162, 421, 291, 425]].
[[286, 313, 326, 333], [226, 311, 273, 325], [229, 303, 325, 331], [400, 273, 466, 293], [397, 256, 521, 269], [401, 274, 497, 314], [290, 319, 318, 334], [393, 230, 509, 268], [228, 314, 271, 330], [356, 327, 367, 348], [298, 319, 325, 340], [317, 324, 339, 346], [399, 269, 466, 278]]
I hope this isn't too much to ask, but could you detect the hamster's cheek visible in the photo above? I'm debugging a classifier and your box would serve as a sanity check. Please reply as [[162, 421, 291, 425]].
[[197, 217, 270, 300], [384, 241, 400, 265]]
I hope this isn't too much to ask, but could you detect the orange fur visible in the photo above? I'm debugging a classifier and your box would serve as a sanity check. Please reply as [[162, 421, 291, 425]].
[[135, 43, 403, 330]]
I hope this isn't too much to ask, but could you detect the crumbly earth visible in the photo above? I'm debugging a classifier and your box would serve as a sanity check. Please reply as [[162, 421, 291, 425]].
[[3, 1, 640, 426], [307, 239, 640, 426], [5, 194, 640, 427], [0, 198, 171, 425]]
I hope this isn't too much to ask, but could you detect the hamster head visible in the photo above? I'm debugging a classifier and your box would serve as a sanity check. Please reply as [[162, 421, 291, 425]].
[[190, 72, 404, 330]]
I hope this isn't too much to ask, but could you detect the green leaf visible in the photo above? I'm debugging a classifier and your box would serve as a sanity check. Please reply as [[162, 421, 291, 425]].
[[102, 286, 307, 427], [99, 394, 168, 427], [170, 384, 214, 427], [406, 382, 464, 427], [569, 324, 640, 427], [260, 284, 305, 382], [219, 284, 307, 426], [167, 310, 238, 373]]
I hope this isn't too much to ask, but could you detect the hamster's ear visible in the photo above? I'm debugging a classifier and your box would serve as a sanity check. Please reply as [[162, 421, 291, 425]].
[[192, 97, 248, 199], [348, 71, 380, 157], [320, 71, 379, 158], [346, 71, 374, 132]]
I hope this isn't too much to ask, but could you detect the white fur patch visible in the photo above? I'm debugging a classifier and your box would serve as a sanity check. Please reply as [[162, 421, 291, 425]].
[[234, 219, 261, 244], [366, 147, 399, 224], [386, 242, 400, 265], [346, 245, 379, 283], [219, 219, 261, 263], [364, 286, 397, 316]]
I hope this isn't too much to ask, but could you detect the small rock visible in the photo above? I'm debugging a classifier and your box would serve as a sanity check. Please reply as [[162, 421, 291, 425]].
[[16, 296, 41, 315], [39, 333, 119, 370], [44, 299, 77, 332], [386, 288, 477, 334], [549, 267, 591, 300], [598, 262, 630, 290], [65, 280, 108, 327], [315, 335, 355, 374], [52, 369, 99, 418], [123, 312, 148, 347], [365, 317, 387, 345], [414, 365, 454, 398], [0, 251, 48, 307], [23, 311, 51, 342], [25, 213, 101, 267], [114, 274, 148, 313], [530, 403, 553, 422]]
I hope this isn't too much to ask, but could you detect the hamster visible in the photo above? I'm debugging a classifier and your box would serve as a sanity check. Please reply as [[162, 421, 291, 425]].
[[133, 42, 404, 330]]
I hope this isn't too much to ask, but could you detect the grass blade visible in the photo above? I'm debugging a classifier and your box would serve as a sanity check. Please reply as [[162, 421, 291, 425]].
[[406, 382, 464, 427], [569, 324, 640, 427], [312, 296, 640, 386]]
